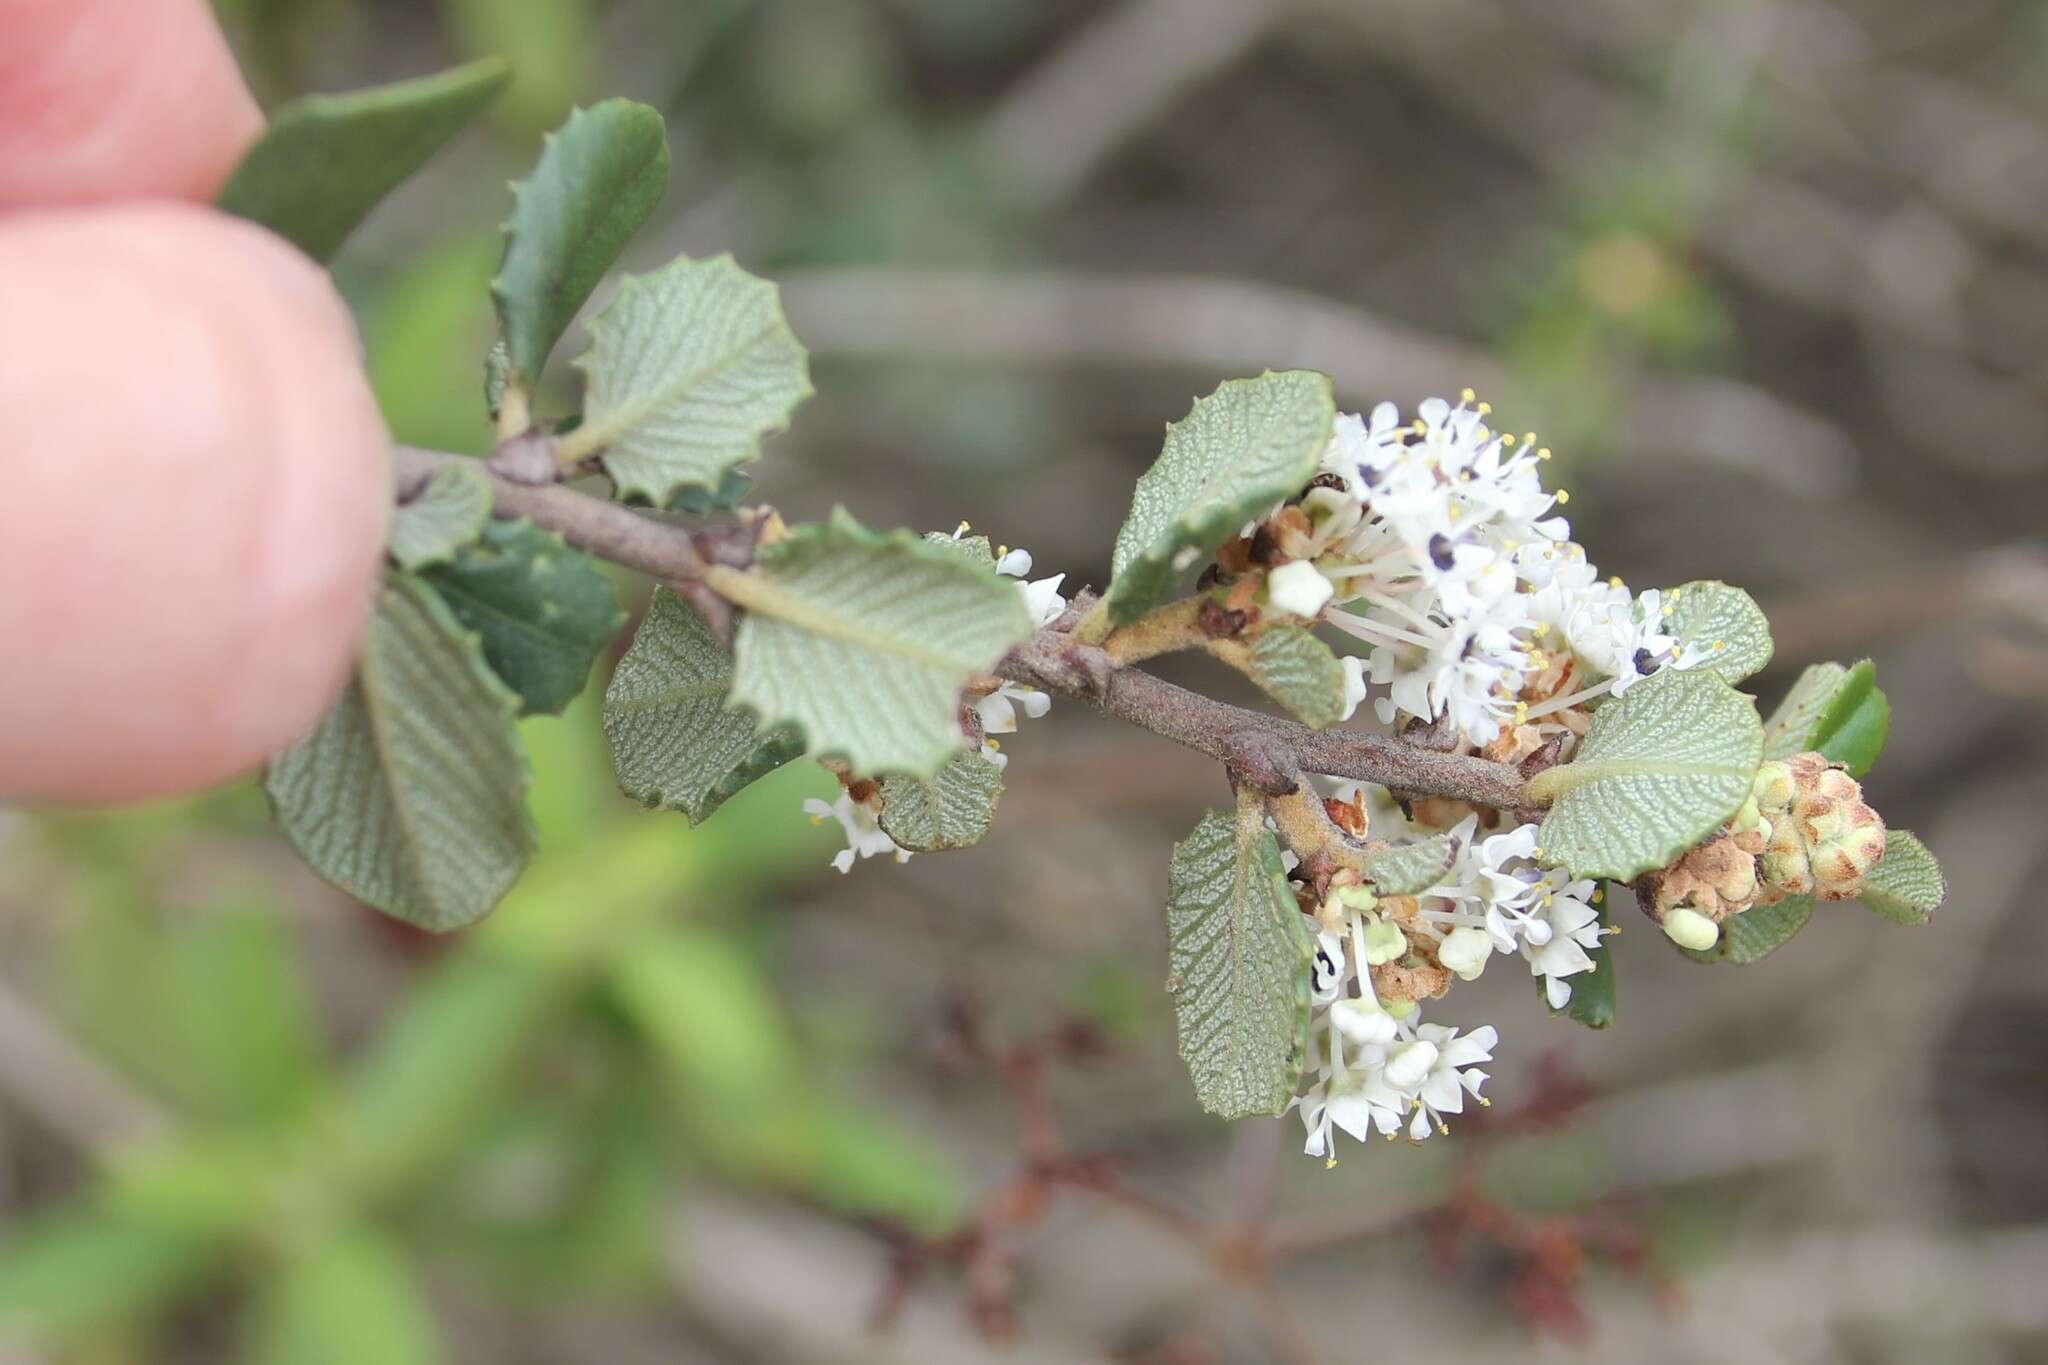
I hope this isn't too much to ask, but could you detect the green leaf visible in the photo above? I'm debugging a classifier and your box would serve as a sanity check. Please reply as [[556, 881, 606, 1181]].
[[1858, 830, 1945, 924], [1531, 668, 1763, 882], [603, 587, 801, 823], [1164, 803, 1316, 1119], [1547, 897, 1615, 1026], [420, 518, 625, 715], [388, 461, 492, 570], [668, 466, 755, 515], [1662, 580, 1772, 682], [1761, 662, 1848, 758], [243, 1230, 443, 1365], [725, 509, 1033, 776], [878, 749, 1004, 852], [1812, 661, 1890, 777], [1240, 626, 1347, 729], [1682, 895, 1815, 964], [217, 59, 510, 262], [559, 254, 813, 503], [1105, 371, 1334, 624], [1762, 659, 1890, 776], [924, 530, 995, 566], [0, 1208, 218, 1339], [1361, 830, 1460, 897], [491, 99, 671, 391], [265, 575, 536, 932]]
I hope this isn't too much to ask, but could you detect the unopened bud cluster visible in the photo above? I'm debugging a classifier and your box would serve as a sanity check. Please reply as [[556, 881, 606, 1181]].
[[1638, 752, 1888, 950]]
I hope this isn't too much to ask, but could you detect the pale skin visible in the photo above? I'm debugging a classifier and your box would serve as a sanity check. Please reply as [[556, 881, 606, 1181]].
[[0, 0, 390, 802]]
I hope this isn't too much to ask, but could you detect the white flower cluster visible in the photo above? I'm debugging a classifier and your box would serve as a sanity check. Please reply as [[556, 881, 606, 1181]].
[[1274, 391, 1703, 746], [1292, 908, 1497, 1152], [1286, 788, 1606, 1160], [808, 537, 1067, 873]]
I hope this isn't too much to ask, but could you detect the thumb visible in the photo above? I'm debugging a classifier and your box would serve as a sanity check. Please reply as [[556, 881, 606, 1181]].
[[0, 203, 390, 803]]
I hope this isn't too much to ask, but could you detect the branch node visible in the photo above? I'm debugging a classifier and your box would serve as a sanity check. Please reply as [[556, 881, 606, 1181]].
[[488, 429, 561, 486], [1223, 730, 1299, 796]]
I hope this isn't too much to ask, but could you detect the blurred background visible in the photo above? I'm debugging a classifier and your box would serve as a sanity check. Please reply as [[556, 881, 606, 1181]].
[[4, 0, 2048, 1360]]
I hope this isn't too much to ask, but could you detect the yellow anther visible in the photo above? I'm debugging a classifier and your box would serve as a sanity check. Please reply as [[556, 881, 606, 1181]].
[[1437, 1121, 1450, 1136], [1608, 576, 1624, 589], [1476, 1095, 1492, 1108], [1555, 489, 1571, 504], [1514, 701, 1529, 724], [1538, 447, 1553, 460], [1532, 846, 1545, 859], [1592, 886, 1605, 903], [1476, 401, 1493, 415], [809, 816, 825, 826], [1460, 386, 1477, 404], [1713, 640, 1727, 652], [1474, 425, 1490, 442], [1502, 432, 1517, 446], [1325, 1154, 1338, 1170], [985, 738, 1002, 750]]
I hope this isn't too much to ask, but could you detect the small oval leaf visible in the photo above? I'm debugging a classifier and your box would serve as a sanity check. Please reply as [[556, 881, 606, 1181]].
[[878, 749, 1004, 852], [604, 588, 802, 824], [1858, 830, 1944, 924], [218, 59, 511, 262], [265, 575, 536, 932], [1533, 668, 1763, 882], [421, 519, 627, 716], [1681, 895, 1815, 964], [560, 254, 813, 504], [491, 99, 671, 390], [1106, 371, 1334, 625], [1240, 626, 1347, 729], [1663, 580, 1772, 682], [1165, 803, 1316, 1119], [723, 509, 1032, 777], [388, 461, 492, 571]]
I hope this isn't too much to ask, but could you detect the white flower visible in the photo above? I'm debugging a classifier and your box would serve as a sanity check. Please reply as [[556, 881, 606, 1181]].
[[1311, 930, 1348, 1008], [1338, 655, 1368, 722], [1268, 560, 1334, 619], [1408, 1022, 1495, 1134], [1518, 870, 1604, 1007], [802, 793, 911, 874], [971, 681, 1050, 737], [994, 544, 1070, 626]]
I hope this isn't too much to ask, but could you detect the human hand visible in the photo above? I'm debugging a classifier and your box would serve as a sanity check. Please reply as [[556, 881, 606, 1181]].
[[0, 0, 390, 803]]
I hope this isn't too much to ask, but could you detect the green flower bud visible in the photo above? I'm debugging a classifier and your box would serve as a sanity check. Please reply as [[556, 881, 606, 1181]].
[[1752, 760, 1796, 812], [1359, 913, 1407, 966], [1662, 907, 1721, 952]]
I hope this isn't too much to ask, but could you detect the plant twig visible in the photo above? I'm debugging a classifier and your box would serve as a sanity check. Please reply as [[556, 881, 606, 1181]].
[[390, 443, 1533, 811]]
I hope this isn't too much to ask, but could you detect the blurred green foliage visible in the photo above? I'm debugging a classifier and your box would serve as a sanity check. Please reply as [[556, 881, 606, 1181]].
[[2, 693, 962, 1359]]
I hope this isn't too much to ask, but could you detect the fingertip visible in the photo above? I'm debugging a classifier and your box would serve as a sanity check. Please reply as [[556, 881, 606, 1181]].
[[0, 203, 390, 802], [0, 0, 264, 208]]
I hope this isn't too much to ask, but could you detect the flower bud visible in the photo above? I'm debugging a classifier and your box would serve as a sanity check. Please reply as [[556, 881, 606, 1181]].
[[1662, 907, 1720, 952], [1645, 832, 1759, 920], [1330, 997, 1395, 1046], [1756, 752, 1887, 902], [1752, 760, 1796, 813], [1267, 560, 1334, 619], [1730, 794, 1763, 834], [1358, 913, 1407, 966], [1437, 926, 1493, 981], [1383, 1039, 1439, 1090]]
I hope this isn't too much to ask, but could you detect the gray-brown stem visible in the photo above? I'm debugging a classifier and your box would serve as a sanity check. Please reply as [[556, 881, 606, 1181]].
[[391, 443, 1532, 812]]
